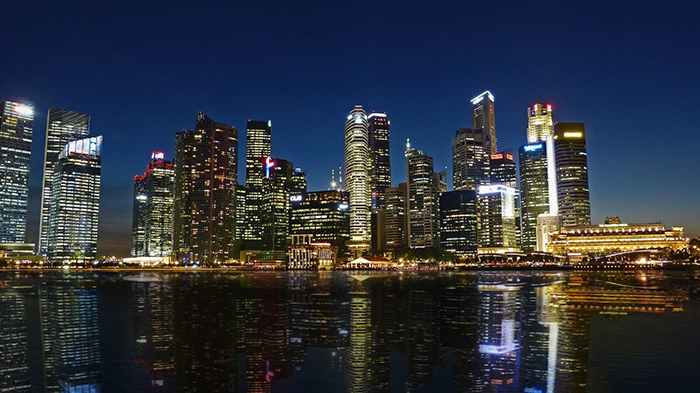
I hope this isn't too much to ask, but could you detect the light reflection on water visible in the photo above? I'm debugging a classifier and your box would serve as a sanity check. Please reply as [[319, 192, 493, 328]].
[[1, 270, 699, 392]]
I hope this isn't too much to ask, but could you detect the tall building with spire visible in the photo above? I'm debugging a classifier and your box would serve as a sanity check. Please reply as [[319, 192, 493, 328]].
[[173, 112, 238, 265], [0, 101, 34, 244], [470, 91, 496, 154], [244, 120, 272, 245], [38, 108, 90, 255], [343, 106, 371, 253], [47, 136, 103, 262], [527, 103, 554, 143]]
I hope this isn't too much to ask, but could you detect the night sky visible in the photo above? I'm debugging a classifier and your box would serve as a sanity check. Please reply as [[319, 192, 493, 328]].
[[2, 1, 699, 256]]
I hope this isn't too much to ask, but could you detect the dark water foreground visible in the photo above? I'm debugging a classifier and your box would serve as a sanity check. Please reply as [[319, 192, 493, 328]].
[[1, 270, 699, 393]]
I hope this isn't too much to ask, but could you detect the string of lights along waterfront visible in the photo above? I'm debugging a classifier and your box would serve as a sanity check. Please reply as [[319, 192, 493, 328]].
[[0, 89, 692, 267]]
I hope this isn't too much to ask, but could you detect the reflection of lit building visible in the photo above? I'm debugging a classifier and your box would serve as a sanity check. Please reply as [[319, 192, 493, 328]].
[[547, 221, 687, 258], [132, 152, 175, 257], [42, 276, 101, 392], [477, 185, 517, 251], [173, 112, 238, 264], [406, 290, 440, 390], [39, 108, 90, 256], [439, 190, 478, 256], [0, 101, 34, 245], [345, 290, 372, 393], [47, 136, 103, 263], [0, 282, 34, 393], [477, 283, 521, 391]]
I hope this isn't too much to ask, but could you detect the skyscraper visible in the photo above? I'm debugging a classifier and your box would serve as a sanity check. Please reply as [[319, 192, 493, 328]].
[[173, 112, 238, 265], [131, 152, 175, 257], [368, 112, 391, 207], [261, 157, 294, 262], [406, 142, 440, 249], [452, 128, 491, 190], [344, 106, 371, 253], [439, 190, 478, 256], [47, 136, 103, 263], [470, 91, 496, 154], [490, 152, 520, 247], [384, 183, 408, 251], [289, 190, 350, 247], [552, 123, 590, 227], [477, 185, 517, 250], [38, 108, 90, 255], [527, 103, 554, 143], [0, 101, 34, 244], [245, 120, 272, 245], [519, 143, 550, 251]]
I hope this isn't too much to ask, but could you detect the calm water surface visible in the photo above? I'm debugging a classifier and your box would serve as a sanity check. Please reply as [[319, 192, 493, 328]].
[[1, 270, 699, 393]]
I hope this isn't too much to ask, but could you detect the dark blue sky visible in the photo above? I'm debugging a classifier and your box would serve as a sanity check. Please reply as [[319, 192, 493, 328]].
[[2, 1, 699, 255]]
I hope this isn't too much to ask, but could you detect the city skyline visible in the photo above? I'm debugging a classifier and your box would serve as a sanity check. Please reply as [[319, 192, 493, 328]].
[[2, 1, 699, 255]]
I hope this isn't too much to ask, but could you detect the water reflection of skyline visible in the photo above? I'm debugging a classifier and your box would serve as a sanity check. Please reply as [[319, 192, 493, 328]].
[[0, 271, 693, 392]]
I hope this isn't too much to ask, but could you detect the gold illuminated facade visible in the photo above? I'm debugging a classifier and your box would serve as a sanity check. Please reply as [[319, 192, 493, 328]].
[[547, 222, 687, 257]]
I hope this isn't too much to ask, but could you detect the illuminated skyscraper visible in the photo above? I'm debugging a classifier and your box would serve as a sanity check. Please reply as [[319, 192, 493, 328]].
[[131, 152, 175, 257], [384, 183, 408, 251], [452, 128, 491, 190], [261, 157, 294, 262], [38, 108, 90, 255], [477, 185, 517, 249], [245, 120, 272, 245], [173, 112, 238, 265], [490, 152, 520, 246], [519, 143, 550, 251], [552, 123, 590, 227], [439, 190, 478, 256], [47, 136, 102, 263], [0, 101, 34, 244], [289, 190, 350, 246], [344, 106, 371, 252], [527, 103, 554, 143], [368, 112, 391, 207], [470, 91, 496, 154], [406, 143, 440, 248]]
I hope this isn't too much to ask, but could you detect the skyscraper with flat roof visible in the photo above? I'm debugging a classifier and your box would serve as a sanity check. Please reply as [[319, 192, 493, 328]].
[[519, 143, 550, 251], [384, 183, 408, 251], [552, 122, 590, 227], [39, 108, 90, 255], [527, 103, 554, 143], [47, 136, 102, 262], [0, 101, 34, 244], [344, 106, 371, 252], [245, 120, 272, 245], [477, 185, 517, 249], [406, 143, 440, 249], [452, 128, 491, 191], [471, 91, 496, 154], [173, 112, 238, 265], [368, 112, 391, 207], [131, 152, 175, 257], [439, 189, 478, 256]]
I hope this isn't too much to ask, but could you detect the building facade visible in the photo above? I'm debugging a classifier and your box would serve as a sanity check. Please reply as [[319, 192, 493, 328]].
[[406, 144, 440, 249], [439, 190, 478, 256], [527, 103, 554, 143], [477, 185, 517, 250], [519, 143, 550, 251], [261, 157, 294, 262], [344, 106, 372, 251], [47, 136, 102, 262], [384, 183, 408, 251], [289, 190, 350, 247], [173, 112, 238, 265], [553, 123, 590, 227], [244, 120, 272, 245], [0, 101, 34, 244], [452, 128, 491, 190], [38, 108, 90, 255], [131, 152, 175, 257], [471, 91, 497, 154], [368, 112, 391, 207]]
